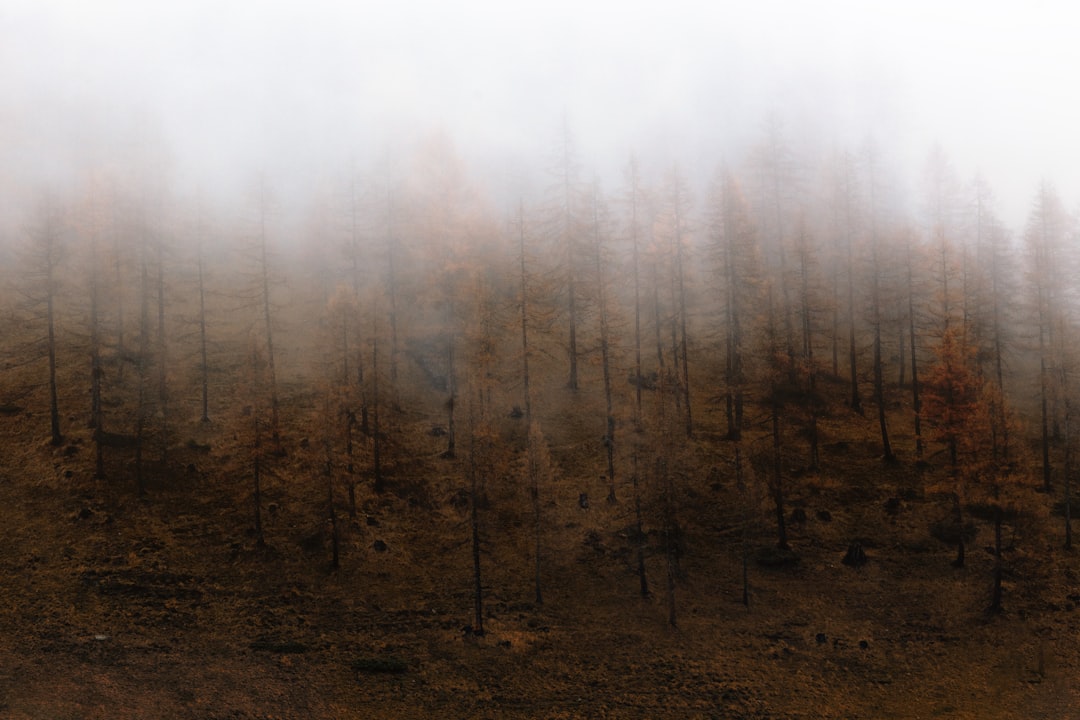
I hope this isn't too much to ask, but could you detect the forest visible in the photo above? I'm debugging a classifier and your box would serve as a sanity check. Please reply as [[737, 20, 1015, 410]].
[[1, 120, 1079, 718]]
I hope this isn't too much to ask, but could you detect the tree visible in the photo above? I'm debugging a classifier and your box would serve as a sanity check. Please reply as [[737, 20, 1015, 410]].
[[655, 166, 694, 437], [22, 193, 67, 446], [1024, 183, 1071, 493], [748, 117, 800, 382], [922, 326, 982, 566], [710, 171, 762, 441], [827, 150, 864, 413], [622, 158, 650, 427], [545, 118, 587, 391], [587, 183, 620, 501], [862, 143, 895, 462], [793, 216, 823, 470]]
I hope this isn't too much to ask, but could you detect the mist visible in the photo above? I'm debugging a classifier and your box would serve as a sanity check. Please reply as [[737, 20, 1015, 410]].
[[4, 0, 1078, 232]]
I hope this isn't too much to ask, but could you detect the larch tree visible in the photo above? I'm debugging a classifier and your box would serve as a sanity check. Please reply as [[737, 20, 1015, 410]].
[[828, 150, 864, 414], [861, 142, 895, 462], [545, 117, 587, 391], [655, 165, 694, 437], [922, 326, 982, 567], [1024, 183, 1071, 493], [587, 182, 620, 501], [710, 170, 762, 441], [621, 157, 651, 426], [793, 215, 823, 470], [749, 117, 800, 381], [21, 192, 67, 446]]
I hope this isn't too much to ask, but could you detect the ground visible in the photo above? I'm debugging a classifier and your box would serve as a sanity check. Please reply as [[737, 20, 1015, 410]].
[[0, 368, 1078, 719]]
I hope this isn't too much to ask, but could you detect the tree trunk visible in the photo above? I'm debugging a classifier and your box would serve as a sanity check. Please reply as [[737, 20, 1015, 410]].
[[470, 436, 484, 635], [156, 235, 168, 466], [772, 399, 789, 549], [591, 192, 617, 502], [46, 270, 62, 446], [197, 249, 210, 423], [372, 334, 384, 494], [631, 448, 648, 598]]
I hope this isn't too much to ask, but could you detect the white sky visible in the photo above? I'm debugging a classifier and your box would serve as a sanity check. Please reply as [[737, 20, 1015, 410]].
[[2, 0, 1078, 229]]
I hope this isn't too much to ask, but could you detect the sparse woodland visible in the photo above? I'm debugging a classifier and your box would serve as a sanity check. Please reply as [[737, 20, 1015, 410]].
[[2, 126, 1080, 717]]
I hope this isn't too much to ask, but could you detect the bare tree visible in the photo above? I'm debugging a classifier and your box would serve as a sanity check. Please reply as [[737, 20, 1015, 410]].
[[22, 193, 67, 446]]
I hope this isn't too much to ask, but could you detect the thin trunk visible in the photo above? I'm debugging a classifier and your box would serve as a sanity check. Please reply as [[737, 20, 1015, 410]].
[[90, 239, 104, 477], [346, 406, 356, 518], [591, 192, 617, 501], [445, 303, 456, 459], [156, 237, 168, 466], [870, 219, 894, 461], [722, 206, 742, 441], [658, 456, 677, 628], [197, 248, 210, 422], [631, 448, 648, 598], [652, 263, 665, 373], [736, 445, 750, 608], [259, 221, 281, 452], [386, 191, 399, 394], [990, 504, 1003, 612], [135, 254, 150, 497], [518, 202, 532, 425], [798, 236, 819, 470], [563, 122, 579, 392], [90, 262, 101, 430], [254, 416, 265, 549], [372, 334, 384, 494], [114, 233, 125, 383], [675, 227, 692, 438], [1065, 384, 1073, 550], [1040, 330, 1052, 492], [772, 397, 789, 549], [326, 442, 340, 570], [898, 324, 905, 387], [470, 430, 484, 635], [46, 268, 62, 446], [831, 260, 840, 378], [528, 427, 543, 606], [629, 168, 644, 426], [907, 240, 922, 458], [845, 186, 862, 414]]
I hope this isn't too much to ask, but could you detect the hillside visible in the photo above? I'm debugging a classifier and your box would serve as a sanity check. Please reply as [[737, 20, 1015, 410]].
[[0, 331, 1077, 720]]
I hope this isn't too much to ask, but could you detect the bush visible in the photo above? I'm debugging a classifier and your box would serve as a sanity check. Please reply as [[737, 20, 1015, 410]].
[[352, 657, 408, 674], [755, 546, 800, 568], [930, 520, 977, 546]]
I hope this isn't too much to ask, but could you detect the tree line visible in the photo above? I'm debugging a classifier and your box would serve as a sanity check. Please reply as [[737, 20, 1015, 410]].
[[3, 123, 1076, 624]]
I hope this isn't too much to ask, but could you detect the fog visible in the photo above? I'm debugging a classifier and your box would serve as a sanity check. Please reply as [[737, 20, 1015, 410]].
[[3, 0, 1078, 230]]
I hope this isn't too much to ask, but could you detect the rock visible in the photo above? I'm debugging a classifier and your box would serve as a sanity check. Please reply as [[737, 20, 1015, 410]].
[[578, 493, 589, 510], [859, 640, 869, 650], [789, 507, 807, 525], [816, 510, 832, 522], [816, 633, 827, 644], [884, 497, 901, 515], [373, 539, 388, 552]]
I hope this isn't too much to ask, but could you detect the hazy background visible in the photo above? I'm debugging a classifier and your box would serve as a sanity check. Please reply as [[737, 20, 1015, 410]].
[[2, 0, 1077, 230]]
